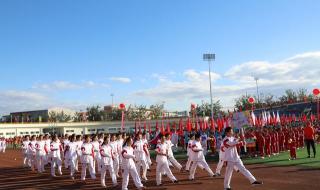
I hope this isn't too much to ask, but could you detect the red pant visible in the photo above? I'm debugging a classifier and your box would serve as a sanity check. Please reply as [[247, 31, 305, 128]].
[[259, 146, 265, 157], [266, 145, 271, 156], [290, 148, 297, 159]]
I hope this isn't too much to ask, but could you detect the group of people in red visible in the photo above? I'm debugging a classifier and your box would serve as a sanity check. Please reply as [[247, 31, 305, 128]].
[[244, 120, 317, 160]]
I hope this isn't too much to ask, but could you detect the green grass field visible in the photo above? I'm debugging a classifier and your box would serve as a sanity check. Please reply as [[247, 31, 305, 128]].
[[243, 145, 320, 169], [150, 144, 320, 169]]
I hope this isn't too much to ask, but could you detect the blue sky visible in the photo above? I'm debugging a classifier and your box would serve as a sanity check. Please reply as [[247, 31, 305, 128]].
[[0, 0, 320, 114]]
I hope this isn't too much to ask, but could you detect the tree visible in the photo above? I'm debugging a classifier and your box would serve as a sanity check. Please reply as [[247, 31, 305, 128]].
[[195, 101, 223, 117], [149, 104, 164, 119], [297, 88, 307, 102], [86, 106, 106, 121], [49, 111, 72, 122]]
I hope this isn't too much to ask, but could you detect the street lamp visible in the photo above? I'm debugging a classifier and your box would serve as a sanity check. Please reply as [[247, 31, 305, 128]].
[[203, 53, 215, 119], [254, 76, 260, 103], [110, 93, 114, 106]]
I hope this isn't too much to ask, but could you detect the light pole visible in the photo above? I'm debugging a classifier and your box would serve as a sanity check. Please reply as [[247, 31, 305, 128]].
[[254, 77, 260, 103], [203, 53, 215, 119], [110, 93, 114, 106]]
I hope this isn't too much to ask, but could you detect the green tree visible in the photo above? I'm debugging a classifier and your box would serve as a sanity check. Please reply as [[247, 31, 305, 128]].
[[86, 106, 106, 121]]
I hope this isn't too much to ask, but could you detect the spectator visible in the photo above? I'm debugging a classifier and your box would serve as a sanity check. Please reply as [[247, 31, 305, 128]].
[[304, 123, 316, 158]]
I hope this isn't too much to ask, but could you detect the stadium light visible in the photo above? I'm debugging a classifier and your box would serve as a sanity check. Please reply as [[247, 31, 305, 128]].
[[203, 53, 215, 119]]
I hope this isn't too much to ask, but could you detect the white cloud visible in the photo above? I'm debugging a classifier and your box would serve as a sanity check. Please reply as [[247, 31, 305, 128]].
[[0, 91, 51, 114], [32, 80, 109, 91], [133, 51, 320, 109], [109, 77, 131, 83]]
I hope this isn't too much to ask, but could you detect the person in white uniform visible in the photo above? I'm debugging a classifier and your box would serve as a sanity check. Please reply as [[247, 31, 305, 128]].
[[110, 134, 120, 177], [62, 134, 70, 169], [35, 135, 46, 173], [65, 135, 78, 180], [223, 127, 263, 190], [75, 135, 83, 172], [121, 136, 145, 190], [80, 135, 96, 181], [28, 135, 37, 172], [165, 133, 182, 171], [92, 135, 101, 173], [44, 134, 51, 165], [215, 140, 239, 176], [100, 136, 118, 188], [155, 134, 178, 186], [142, 132, 152, 168], [189, 133, 215, 180], [50, 135, 63, 177], [22, 135, 31, 167], [133, 133, 148, 181]]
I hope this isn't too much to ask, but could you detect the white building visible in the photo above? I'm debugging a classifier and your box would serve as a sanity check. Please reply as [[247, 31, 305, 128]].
[[0, 119, 181, 138]]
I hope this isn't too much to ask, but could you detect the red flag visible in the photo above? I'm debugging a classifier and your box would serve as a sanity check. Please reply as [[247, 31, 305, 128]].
[[134, 121, 137, 134], [186, 117, 192, 132], [166, 121, 171, 133], [173, 121, 177, 132], [156, 121, 159, 131], [211, 118, 215, 131], [179, 119, 183, 135], [148, 121, 151, 133]]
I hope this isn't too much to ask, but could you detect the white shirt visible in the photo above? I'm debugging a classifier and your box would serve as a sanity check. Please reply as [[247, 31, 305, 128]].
[[28, 140, 37, 155], [156, 143, 168, 163], [22, 140, 30, 154], [50, 141, 62, 158], [191, 140, 205, 161], [121, 146, 136, 169], [133, 140, 147, 161], [100, 144, 113, 165], [81, 142, 94, 163], [187, 140, 194, 156], [65, 142, 78, 158], [165, 140, 174, 157], [35, 140, 46, 155], [222, 136, 241, 162]]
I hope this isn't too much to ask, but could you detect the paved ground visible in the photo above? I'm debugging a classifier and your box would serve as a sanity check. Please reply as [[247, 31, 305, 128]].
[[0, 149, 319, 190]]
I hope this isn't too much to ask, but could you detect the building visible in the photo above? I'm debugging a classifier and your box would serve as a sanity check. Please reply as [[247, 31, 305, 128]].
[[2, 107, 76, 123], [0, 119, 182, 138]]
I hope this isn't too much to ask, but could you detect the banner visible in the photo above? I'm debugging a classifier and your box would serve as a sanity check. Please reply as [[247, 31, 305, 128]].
[[232, 111, 250, 129]]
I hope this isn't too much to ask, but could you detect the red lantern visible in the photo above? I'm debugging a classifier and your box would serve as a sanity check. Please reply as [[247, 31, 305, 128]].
[[313, 88, 320, 96], [191, 103, 196, 110], [119, 103, 126, 110], [248, 97, 255, 104]]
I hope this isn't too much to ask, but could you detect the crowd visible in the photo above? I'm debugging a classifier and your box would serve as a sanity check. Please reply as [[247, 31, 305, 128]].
[[0, 118, 319, 190]]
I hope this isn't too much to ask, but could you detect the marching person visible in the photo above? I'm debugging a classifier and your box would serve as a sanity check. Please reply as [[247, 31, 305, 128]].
[[35, 135, 46, 173], [50, 135, 63, 177], [223, 127, 262, 190], [117, 133, 125, 169], [189, 133, 215, 180], [133, 132, 149, 181], [80, 135, 96, 181], [22, 135, 31, 167], [100, 136, 118, 188], [110, 134, 120, 177], [64, 135, 78, 180], [44, 134, 51, 165], [28, 135, 37, 172], [92, 135, 102, 173], [185, 133, 195, 171], [121, 136, 145, 190], [165, 133, 182, 171], [155, 134, 178, 186], [142, 132, 152, 169], [75, 135, 83, 172]]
